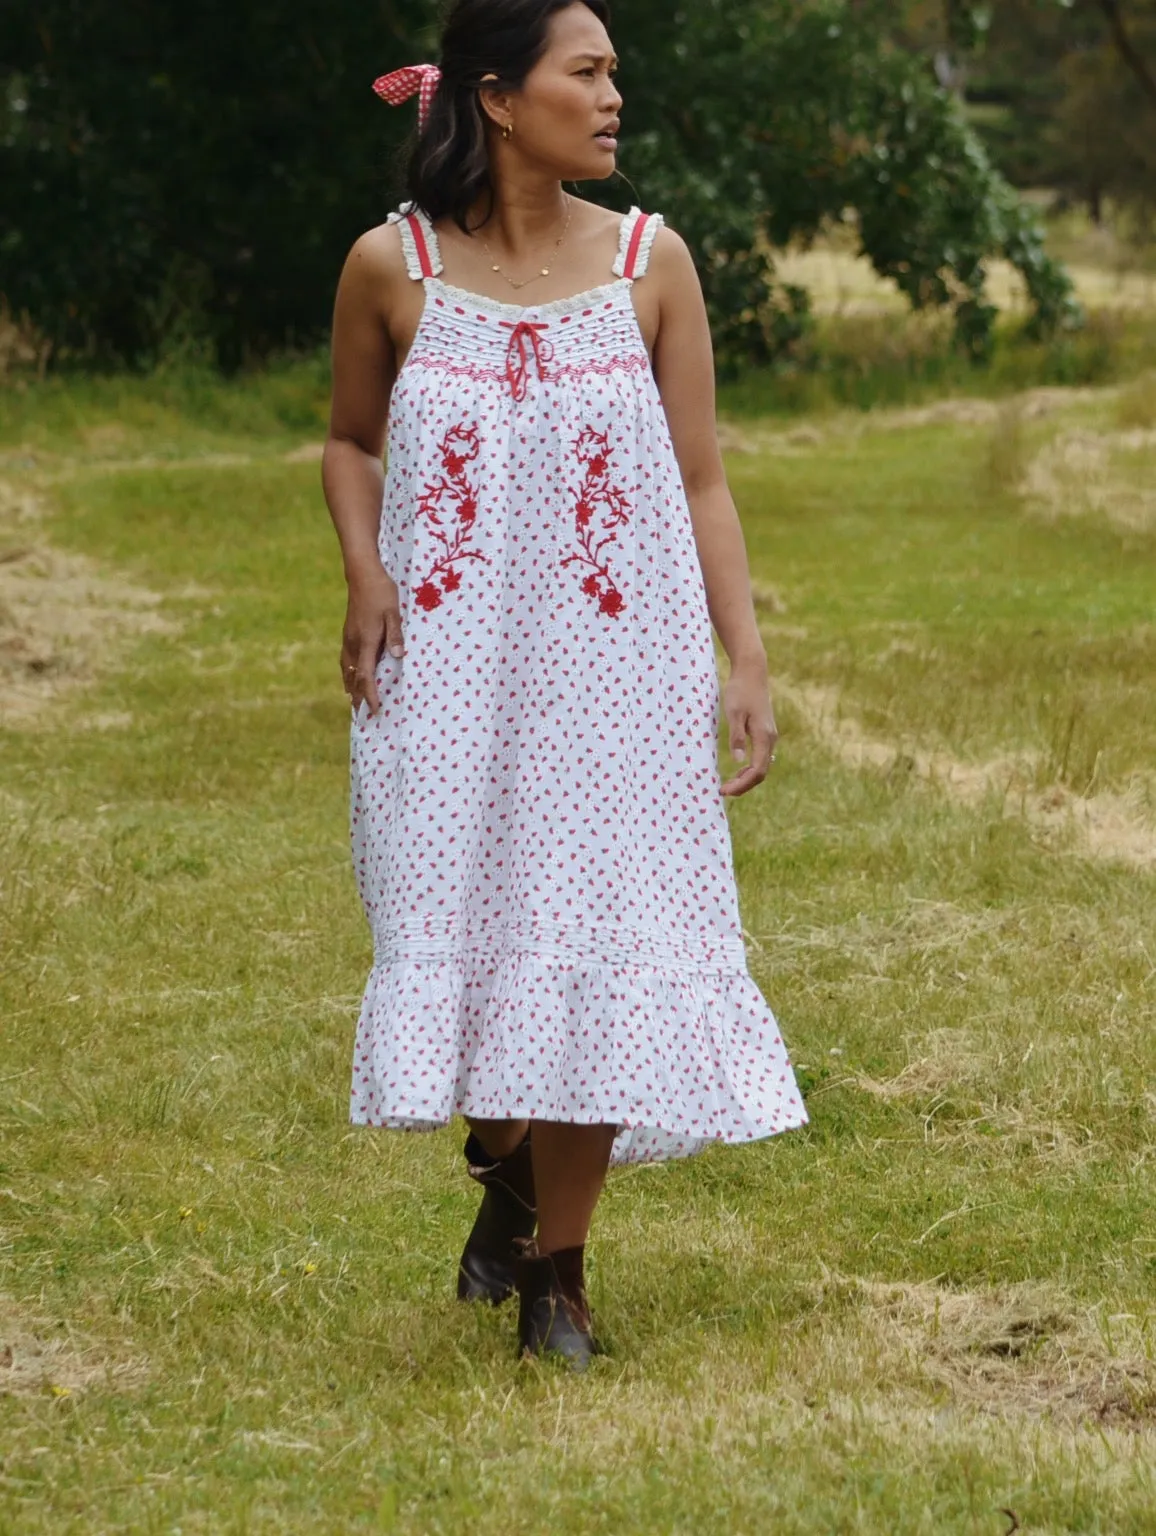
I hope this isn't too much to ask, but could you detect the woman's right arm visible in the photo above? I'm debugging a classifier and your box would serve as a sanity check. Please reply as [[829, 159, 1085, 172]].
[[322, 227, 404, 718]]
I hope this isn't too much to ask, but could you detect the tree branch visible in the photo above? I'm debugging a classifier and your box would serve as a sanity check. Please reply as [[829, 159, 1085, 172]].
[[1095, 0, 1156, 110]]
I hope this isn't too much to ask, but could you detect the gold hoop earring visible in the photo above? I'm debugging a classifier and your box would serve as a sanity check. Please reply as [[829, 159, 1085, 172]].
[[501, 121, 513, 142]]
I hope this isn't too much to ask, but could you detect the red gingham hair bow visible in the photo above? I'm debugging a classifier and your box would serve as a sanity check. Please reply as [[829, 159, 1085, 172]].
[[372, 64, 442, 133]]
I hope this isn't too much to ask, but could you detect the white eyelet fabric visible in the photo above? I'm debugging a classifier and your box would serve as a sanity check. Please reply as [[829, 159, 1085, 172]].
[[349, 204, 807, 1165]]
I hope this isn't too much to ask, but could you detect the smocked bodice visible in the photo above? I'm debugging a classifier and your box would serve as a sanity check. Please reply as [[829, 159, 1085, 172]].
[[373, 198, 681, 638], [402, 280, 652, 398], [385, 202, 663, 405]]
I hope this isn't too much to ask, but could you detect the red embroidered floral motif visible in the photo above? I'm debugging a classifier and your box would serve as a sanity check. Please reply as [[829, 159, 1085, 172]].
[[562, 426, 632, 616], [414, 423, 486, 610]]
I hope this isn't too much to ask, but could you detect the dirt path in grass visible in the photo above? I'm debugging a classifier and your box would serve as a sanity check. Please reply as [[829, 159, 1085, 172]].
[[778, 680, 1156, 870]]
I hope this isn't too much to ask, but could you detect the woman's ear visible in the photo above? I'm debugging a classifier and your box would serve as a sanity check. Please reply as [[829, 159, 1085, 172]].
[[477, 73, 513, 131]]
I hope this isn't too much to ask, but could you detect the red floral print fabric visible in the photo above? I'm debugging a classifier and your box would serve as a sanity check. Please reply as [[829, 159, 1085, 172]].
[[347, 204, 807, 1166]]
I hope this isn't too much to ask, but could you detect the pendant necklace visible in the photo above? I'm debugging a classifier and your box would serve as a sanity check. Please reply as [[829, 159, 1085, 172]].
[[477, 195, 574, 291]]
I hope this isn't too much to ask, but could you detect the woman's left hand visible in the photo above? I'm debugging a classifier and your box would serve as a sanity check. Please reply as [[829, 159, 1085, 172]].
[[720, 659, 779, 797]]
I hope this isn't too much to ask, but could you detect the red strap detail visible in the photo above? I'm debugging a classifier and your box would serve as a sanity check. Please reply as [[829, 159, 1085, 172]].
[[622, 213, 650, 280], [405, 212, 434, 279]]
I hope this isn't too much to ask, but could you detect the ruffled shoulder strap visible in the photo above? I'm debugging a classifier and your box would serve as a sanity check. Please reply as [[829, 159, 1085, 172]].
[[385, 201, 445, 280], [612, 206, 664, 281]]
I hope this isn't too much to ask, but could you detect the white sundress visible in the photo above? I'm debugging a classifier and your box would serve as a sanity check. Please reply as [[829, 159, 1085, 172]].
[[348, 200, 807, 1165]]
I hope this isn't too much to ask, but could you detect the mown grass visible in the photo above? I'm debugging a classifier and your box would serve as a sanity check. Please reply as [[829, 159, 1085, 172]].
[[733, 405, 1156, 794], [8, 295, 1156, 458], [1, 363, 1154, 1533]]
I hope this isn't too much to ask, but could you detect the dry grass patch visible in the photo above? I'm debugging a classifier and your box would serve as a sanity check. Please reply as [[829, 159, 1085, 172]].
[[777, 680, 1156, 869], [813, 1274, 1156, 1428], [38, 452, 257, 480], [774, 235, 1156, 316], [282, 441, 326, 463], [25, 443, 345, 476], [500, 1275, 1156, 1475], [854, 1028, 986, 1105], [848, 1035, 1101, 1162], [779, 678, 1033, 790], [0, 476, 178, 728], [725, 382, 1115, 458], [1021, 426, 1156, 534], [719, 419, 828, 456], [756, 898, 1009, 962], [874, 384, 1108, 433], [0, 1295, 147, 1400], [750, 579, 790, 615]]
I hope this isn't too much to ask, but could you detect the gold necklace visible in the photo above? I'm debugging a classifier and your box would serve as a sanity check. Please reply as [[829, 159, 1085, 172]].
[[477, 195, 574, 291]]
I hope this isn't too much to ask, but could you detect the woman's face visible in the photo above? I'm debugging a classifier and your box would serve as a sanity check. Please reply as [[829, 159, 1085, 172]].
[[505, 4, 623, 181]]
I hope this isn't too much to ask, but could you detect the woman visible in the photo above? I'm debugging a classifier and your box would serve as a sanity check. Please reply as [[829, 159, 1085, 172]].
[[322, 0, 806, 1371]]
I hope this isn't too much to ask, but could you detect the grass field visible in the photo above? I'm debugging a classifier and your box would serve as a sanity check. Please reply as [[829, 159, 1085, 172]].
[[1, 349, 1154, 1532]]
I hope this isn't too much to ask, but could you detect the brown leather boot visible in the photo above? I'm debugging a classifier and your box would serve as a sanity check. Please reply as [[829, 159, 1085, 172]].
[[515, 1241, 599, 1371], [456, 1128, 537, 1304]]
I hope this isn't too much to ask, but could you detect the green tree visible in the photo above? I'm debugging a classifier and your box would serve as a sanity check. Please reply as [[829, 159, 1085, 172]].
[[0, 0, 1077, 371], [900, 2, 1156, 225], [617, 0, 1078, 370], [0, 0, 431, 367]]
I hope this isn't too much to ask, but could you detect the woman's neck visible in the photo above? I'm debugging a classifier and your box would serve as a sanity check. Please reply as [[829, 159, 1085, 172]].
[[464, 182, 571, 251]]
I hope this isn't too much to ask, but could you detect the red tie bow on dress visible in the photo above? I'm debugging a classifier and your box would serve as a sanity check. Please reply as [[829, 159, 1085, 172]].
[[372, 63, 442, 133], [499, 320, 554, 402]]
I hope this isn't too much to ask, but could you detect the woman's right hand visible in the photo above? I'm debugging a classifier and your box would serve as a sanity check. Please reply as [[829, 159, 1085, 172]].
[[341, 563, 404, 716]]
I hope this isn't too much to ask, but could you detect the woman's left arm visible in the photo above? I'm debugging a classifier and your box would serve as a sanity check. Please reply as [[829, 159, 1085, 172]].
[[648, 227, 777, 797]]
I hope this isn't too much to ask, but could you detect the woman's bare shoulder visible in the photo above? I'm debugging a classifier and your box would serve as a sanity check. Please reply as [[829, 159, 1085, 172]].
[[645, 221, 699, 295], [647, 220, 690, 264], [339, 220, 410, 293]]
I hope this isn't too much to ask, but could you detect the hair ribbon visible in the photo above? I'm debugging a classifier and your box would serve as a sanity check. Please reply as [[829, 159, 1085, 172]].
[[372, 64, 443, 133]]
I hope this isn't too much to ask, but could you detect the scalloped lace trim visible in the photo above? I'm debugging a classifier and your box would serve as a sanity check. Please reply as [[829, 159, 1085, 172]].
[[389, 202, 661, 297], [611, 206, 643, 278], [426, 275, 632, 319], [611, 207, 664, 279], [633, 211, 664, 278]]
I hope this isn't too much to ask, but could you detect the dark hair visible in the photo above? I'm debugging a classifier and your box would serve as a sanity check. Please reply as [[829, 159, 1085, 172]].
[[401, 0, 612, 233]]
